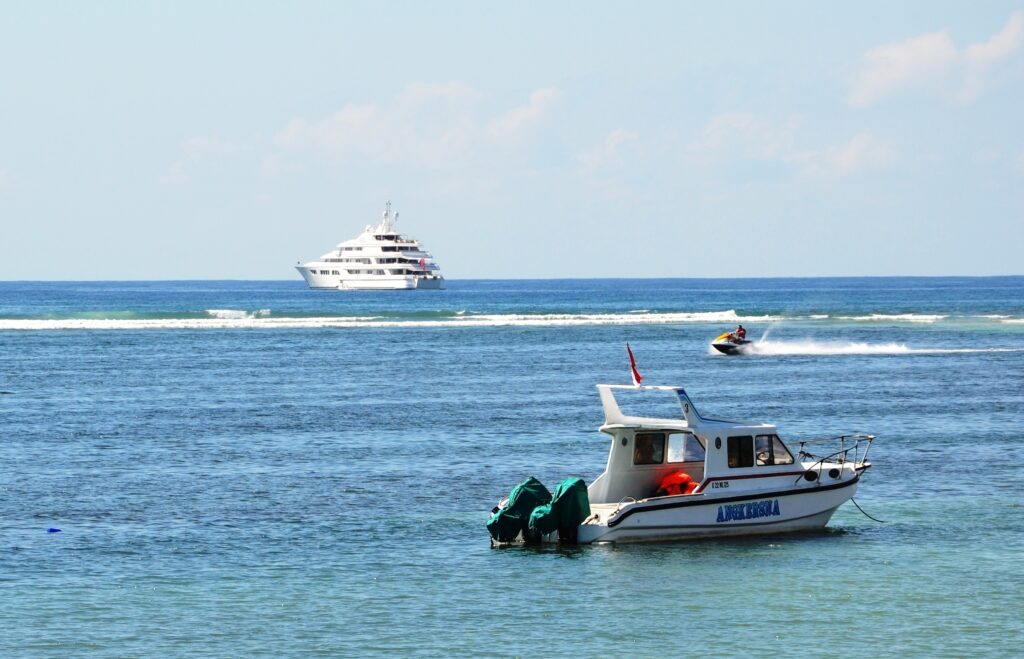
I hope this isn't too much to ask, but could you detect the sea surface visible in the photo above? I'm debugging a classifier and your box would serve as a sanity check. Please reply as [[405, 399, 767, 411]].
[[1, 277, 1022, 657]]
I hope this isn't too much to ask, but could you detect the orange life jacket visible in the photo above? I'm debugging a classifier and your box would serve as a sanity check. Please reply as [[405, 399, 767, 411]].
[[657, 471, 695, 496]]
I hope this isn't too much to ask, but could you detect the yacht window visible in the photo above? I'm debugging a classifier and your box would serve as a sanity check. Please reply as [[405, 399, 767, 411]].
[[727, 436, 754, 468], [331, 270, 340, 275], [755, 434, 795, 466], [633, 432, 665, 465], [667, 432, 705, 463]]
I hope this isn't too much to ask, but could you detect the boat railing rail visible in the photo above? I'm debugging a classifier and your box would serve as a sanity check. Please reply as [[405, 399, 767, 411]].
[[793, 434, 874, 484]]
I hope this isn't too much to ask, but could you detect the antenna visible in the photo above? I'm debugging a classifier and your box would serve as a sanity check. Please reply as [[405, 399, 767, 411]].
[[381, 201, 394, 232]]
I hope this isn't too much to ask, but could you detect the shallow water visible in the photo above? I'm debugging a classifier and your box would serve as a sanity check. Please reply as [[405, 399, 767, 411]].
[[1, 278, 1022, 656]]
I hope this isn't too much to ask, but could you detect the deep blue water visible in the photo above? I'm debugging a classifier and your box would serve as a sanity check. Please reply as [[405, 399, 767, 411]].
[[1, 278, 1022, 657]]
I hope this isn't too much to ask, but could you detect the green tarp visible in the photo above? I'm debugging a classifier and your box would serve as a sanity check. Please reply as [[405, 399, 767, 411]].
[[486, 476, 552, 543], [528, 477, 591, 543]]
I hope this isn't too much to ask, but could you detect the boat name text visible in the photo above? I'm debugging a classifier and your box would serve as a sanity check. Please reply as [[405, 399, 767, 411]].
[[716, 499, 781, 523]]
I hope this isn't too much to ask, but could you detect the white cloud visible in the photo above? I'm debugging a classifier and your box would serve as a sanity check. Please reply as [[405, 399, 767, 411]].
[[850, 10, 1024, 107], [688, 113, 810, 165], [160, 136, 242, 185], [486, 87, 562, 144], [811, 131, 896, 176], [274, 83, 561, 170], [850, 30, 957, 107], [961, 10, 1024, 101], [576, 128, 639, 171], [159, 160, 190, 185], [689, 113, 894, 177], [966, 11, 1024, 66]]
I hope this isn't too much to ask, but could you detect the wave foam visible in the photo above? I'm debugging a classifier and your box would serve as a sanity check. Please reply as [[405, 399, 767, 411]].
[[838, 313, 946, 323], [206, 309, 270, 319], [0, 309, 778, 330], [715, 340, 1024, 356], [743, 340, 912, 355]]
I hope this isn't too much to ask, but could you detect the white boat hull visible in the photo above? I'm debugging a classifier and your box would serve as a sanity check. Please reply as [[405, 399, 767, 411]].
[[296, 267, 445, 290], [576, 476, 859, 544]]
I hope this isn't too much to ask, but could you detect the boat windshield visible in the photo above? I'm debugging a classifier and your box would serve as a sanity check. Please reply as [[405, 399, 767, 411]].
[[755, 434, 795, 465]]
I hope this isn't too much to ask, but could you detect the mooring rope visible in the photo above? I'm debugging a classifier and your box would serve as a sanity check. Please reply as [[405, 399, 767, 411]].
[[851, 497, 886, 523]]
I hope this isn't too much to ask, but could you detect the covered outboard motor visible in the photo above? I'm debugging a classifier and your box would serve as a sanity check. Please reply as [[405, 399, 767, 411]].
[[487, 476, 552, 543], [528, 477, 591, 544]]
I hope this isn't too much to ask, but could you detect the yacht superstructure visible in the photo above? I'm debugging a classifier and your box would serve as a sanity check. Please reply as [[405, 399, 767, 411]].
[[296, 202, 444, 290]]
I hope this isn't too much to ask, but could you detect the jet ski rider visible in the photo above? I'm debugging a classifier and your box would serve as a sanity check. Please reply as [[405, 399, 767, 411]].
[[733, 324, 747, 342]]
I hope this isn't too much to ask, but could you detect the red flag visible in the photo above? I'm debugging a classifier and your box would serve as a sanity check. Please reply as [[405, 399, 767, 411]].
[[627, 343, 643, 386]]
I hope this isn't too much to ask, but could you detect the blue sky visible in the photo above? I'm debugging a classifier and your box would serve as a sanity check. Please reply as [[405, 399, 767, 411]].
[[1, 1, 1022, 279]]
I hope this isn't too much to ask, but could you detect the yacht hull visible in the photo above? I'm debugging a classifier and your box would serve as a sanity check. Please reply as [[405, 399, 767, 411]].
[[296, 267, 444, 290]]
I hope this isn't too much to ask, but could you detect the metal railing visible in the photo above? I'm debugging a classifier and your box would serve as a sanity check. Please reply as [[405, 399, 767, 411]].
[[793, 434, 875, 485]]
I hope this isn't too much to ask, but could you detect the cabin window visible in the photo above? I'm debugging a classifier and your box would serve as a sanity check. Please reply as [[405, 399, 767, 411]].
[[755, 434, 795, 466], [667, 432, 705, 463], [727, 436, 754, 468], [633, 432, 665, 465]]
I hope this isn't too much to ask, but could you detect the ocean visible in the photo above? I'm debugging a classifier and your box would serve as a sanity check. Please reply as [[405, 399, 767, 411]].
[[1, 277, 1022, 657]]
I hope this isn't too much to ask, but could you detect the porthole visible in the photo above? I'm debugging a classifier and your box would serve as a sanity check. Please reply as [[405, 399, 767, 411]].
[[714, 437, 721, 449], [621, 437, 628, 447]]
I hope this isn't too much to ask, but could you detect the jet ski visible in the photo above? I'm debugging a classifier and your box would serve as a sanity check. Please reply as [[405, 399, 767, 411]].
[[711, 332, 753, 355]]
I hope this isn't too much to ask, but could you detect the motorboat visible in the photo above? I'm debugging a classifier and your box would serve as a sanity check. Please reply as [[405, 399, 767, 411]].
[[295, 202, 444, 290], [711, 331, 753, 355], [488, 384, 873, 544]]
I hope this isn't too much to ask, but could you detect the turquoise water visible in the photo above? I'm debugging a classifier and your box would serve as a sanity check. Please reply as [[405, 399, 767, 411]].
[[1, 278, 1022, 656]]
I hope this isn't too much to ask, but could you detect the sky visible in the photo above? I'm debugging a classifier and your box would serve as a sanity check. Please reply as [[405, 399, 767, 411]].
[[1, 1, 1022, 279]]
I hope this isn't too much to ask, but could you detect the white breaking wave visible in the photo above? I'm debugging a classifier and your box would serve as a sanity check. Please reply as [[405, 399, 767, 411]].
[[0, 310, 778, 330], [205, 309, 270, 319], [838, 313, 947, 323], [713, 340, 1024, 356], [1002, 318, 1024, 325]]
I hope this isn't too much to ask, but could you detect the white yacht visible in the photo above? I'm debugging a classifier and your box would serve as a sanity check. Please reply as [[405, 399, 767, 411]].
[[296, 202, 445, 290]]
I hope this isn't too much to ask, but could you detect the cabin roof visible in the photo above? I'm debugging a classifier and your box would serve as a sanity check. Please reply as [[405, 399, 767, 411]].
[[596, 383, 775, 434]]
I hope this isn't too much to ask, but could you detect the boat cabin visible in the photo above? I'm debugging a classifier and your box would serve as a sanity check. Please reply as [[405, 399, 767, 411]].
[[587, 385, 798, 504]]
